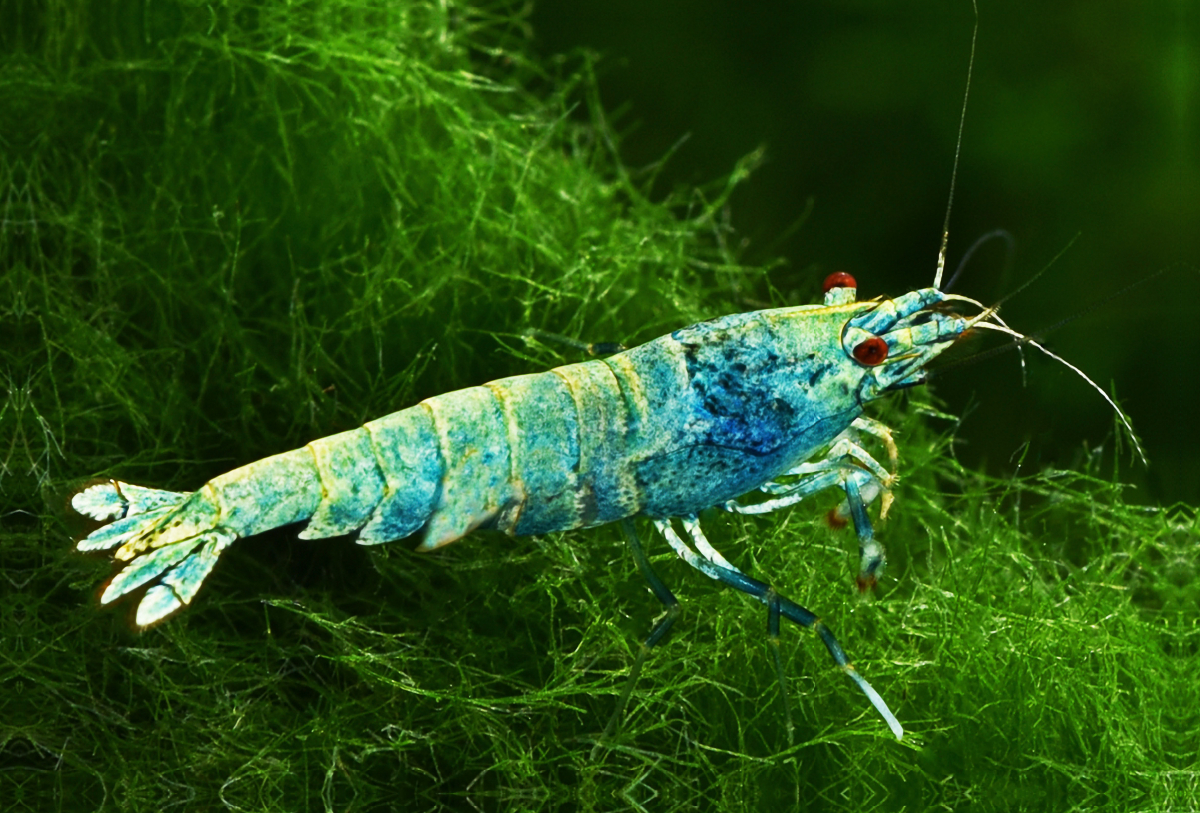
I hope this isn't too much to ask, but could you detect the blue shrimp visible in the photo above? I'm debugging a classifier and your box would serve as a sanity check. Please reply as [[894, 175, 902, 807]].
[[76, 274, 1007, 741], [73, 272, 1143, 740]]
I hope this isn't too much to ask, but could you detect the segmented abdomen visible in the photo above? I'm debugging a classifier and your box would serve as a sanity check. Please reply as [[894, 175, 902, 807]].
[[214, 355, 649, 550], [395, 355, 643, 547]]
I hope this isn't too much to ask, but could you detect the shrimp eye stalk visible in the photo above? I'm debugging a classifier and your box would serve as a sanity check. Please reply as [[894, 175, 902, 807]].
[[823, 271, 857, 293]]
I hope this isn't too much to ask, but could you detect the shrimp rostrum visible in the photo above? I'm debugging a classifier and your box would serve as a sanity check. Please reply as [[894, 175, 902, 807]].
[[76, 275, 1037, 741]]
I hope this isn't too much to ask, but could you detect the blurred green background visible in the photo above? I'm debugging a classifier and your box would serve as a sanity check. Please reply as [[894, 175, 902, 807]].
[[532, 0, 1200, 505]]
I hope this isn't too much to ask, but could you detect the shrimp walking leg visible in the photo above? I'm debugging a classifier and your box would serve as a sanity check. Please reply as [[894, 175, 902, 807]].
[[680, 517, 794, 742], [594, 519, 681, 756], [766, 588, 795, 744], [723, 441, 891, 591], [655, 518, 904, 740], [839, 472, 887, 591]]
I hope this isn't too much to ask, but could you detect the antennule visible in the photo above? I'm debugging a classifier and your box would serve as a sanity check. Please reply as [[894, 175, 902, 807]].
[[934, 0, 979, 290]]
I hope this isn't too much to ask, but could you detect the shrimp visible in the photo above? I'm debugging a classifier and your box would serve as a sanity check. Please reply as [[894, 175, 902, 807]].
[[75, 270, 1008, 740]]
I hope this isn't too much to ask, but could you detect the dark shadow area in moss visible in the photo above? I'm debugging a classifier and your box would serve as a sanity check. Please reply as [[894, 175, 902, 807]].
[[2, 1, 1198, 811]]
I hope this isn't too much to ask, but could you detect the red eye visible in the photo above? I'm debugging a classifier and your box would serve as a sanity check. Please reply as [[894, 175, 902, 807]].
[[853, 336, 888, 366], [823, 271, 857, 293]]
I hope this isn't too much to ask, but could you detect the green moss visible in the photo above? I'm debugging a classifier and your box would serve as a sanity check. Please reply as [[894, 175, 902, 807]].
[[3, 1, 1196, 811]]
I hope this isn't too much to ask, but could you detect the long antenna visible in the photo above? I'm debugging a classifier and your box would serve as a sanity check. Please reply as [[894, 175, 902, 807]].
[[932, 265, 1171, 377], [933, 0, 980, 290]]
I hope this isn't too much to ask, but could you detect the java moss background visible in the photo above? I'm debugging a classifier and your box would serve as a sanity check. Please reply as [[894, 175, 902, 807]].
[[2, 0, 1198, 811]]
